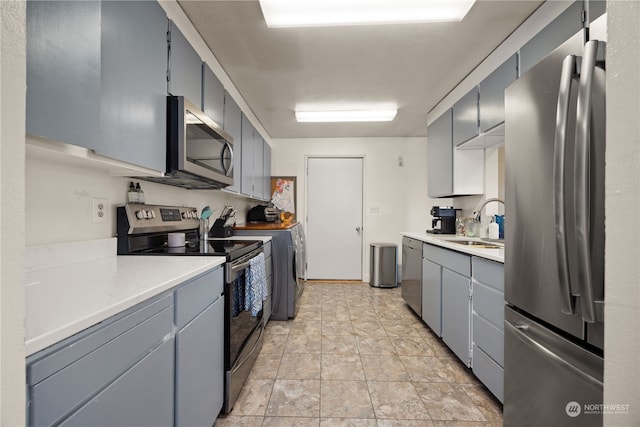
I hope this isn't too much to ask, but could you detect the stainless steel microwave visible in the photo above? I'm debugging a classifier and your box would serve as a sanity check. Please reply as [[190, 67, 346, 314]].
[[144, 96, 234, 189]]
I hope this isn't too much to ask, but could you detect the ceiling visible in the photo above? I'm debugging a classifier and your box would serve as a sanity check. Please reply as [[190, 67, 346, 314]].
[[178, 0, 545, 139]]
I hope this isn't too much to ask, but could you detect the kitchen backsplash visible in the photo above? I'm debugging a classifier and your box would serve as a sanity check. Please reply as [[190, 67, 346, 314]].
[[26, 136, 254, 246]]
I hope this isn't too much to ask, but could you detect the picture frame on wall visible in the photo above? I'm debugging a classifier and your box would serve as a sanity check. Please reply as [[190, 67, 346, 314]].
[[270, 176, 296, 221]]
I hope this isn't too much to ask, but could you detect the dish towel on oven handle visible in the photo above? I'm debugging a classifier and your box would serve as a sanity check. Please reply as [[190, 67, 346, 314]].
[[245, 252, 267, 317]]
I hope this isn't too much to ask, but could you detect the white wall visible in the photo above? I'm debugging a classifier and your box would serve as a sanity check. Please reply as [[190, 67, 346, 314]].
[[26, 138, 255, 246], [271, 136, 437, 281], [0, 1, 26, 425], [604, 2, 640, 425]]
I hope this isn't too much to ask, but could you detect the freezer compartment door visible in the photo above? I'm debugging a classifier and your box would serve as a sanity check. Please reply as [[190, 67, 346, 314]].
[[504, 307, 603, 427]]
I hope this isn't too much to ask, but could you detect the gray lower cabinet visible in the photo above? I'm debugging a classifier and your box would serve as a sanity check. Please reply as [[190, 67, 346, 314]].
[[471, 257, 505, 403], [442, 268, 472, 367], [264, 241, 273, 323], [26, 266, 225, 427], [421, 256, 442, 337]]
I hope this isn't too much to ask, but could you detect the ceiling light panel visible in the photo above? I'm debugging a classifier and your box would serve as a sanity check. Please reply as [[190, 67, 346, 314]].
[[259, 0, 476, 28], [295, 109, 398, 123]]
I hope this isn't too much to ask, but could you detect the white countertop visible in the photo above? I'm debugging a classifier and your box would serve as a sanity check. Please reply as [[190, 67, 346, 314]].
[[401, 232, 505, 263], [25, 239, 225, 356]]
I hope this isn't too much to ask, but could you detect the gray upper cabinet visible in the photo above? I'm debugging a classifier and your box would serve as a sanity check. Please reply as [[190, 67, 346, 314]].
[[586, 0, 606, 23], [519, 1, 584, 75], [479, 54, 518, 133], [453, 87, 479, 146], [241, 113, 255, 197], [100, 0, 167, 172], [253, 133, 265, 200], [26, 1, 101, 150], [427, 110, 453, 197], [168, 21, 202, 107], [202, 63, 225, 126], [223, 92, 242, 194], [263, 141, 272, 201]]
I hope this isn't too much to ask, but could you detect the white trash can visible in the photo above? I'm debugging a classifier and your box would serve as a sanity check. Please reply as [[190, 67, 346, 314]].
[[369, 243, 398, 288]]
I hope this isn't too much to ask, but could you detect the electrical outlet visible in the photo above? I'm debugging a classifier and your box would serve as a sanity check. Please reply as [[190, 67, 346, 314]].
[[368, 206, 381, 214], [92, 198, 108, 223]]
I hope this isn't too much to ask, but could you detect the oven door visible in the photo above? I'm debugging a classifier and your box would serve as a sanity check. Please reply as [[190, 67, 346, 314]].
[[167, 96, 234, 187], [224, 250, 265, 413]]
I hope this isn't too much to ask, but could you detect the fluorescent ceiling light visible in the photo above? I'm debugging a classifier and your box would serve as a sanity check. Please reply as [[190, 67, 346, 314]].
[[295, 109, 397, 123], [259, 0, 476, 28]]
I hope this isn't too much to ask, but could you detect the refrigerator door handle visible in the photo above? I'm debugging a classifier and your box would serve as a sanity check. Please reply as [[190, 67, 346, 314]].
[[574, 40, 605, 323], [553, 55, 578, 315]]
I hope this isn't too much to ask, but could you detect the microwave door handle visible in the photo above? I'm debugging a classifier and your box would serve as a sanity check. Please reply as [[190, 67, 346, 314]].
[[221, 141, 234, 177], [575, 40, 604, 323], [554, 54, 577, 315]]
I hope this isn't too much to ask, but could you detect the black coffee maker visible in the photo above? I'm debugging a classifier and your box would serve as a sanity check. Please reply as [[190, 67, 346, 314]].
[[427, 206, 458, 234]]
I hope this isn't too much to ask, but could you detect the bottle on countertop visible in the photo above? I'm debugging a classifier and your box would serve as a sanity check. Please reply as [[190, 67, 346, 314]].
[[488, 219, 500, 240], [127, 181, 138, 203], [136, 182, 145, 204]]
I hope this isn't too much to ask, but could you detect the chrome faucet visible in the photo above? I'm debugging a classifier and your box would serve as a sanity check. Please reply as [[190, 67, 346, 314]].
[[473, 198, 505, 222]]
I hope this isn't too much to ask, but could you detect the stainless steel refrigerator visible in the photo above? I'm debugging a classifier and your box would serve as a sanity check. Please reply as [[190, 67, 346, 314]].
[[504, 16, 606, 427]]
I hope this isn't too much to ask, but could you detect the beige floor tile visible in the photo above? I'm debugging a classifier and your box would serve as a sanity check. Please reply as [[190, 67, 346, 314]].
[[440, 357, 477, 384], [414, 383, 487, 422], [322, 309, 351, 321], [319, 418, 377, 427], [322, 335, 359, 355], [383, 321, 423, 337], [390, 336, 440, 357], [322, 320, 355, 336], [320, 380, 375, 418], [352, 319, 388, 337], [377, 420, 436, 427], [261, 334, 288, 355], [231, 378, 274, 416], [266, 321, 293, 335], [356, 336, 397, 355], [321, 354, 365, 380], [266, 379, 321, 417], [284, 333, 322, 354], [249, 353, 283, 379], [361, 355, 409, 381], [367, 381, 431, 420], [433, 422, 501, 427], [290, 320, 323, 336], [262, 416, 321, 427], [213, 415, 264, 426], [399, 356, 454, 383], [277, 353, 321, 379], [460, 384, 504, 423]]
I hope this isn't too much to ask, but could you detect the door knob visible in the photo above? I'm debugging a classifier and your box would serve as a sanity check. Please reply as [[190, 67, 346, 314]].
[[356, 227, 361, 233]]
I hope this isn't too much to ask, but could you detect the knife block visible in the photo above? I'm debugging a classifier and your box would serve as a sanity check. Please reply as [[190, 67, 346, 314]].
[[209, 218, 233, 237]]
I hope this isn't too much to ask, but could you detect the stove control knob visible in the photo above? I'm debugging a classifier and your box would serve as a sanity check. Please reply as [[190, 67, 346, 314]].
[[149, 210, 156, 219], [182, 212, 188, 219], [136, 210, 145, 220]]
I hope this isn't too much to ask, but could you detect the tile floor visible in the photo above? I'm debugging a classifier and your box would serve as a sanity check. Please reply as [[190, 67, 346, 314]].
[[215, 282, 503, 426]]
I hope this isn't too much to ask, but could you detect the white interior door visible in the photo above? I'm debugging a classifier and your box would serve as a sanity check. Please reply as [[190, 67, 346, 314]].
[[306, 157, 363, 280]]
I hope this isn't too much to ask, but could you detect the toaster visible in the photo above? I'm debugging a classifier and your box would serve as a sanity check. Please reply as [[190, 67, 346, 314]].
[[247, 205, 279, 222]]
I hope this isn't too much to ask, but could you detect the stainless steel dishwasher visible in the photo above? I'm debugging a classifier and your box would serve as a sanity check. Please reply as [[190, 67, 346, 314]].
[[401, 236, 422, 316]]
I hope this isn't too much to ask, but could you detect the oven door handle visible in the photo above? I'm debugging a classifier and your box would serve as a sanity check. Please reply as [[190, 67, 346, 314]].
[[231, 260, 251, 274]]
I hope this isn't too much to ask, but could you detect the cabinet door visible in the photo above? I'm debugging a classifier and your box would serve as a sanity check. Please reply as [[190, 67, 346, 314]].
[[586, 0, 606, 23], [26, 1, 101, 150], [175, 296, 224, 427], [202, 63, 225, 126], [168, 21, 202, 107], [422, 258, 442, 337], [254, 133, 265, 200], [224, 92, 242, 193], [59, 338, 175, 427], [479, 54, 518, 133], [442, 269, 471, 366], [519, 1, 584, 74], [453, 87, 479, 146], [241, 113, 255, 197], [100, 0, 167, 172], [427, 109, 453, 197], [263, 141, 272, 201]]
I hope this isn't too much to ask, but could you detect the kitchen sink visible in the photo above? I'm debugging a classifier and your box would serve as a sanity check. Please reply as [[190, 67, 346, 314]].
[[445, 239, 504, 249]]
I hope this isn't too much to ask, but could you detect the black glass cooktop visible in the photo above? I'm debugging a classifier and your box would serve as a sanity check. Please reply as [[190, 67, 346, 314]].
[[133, 239, 261, 261]]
